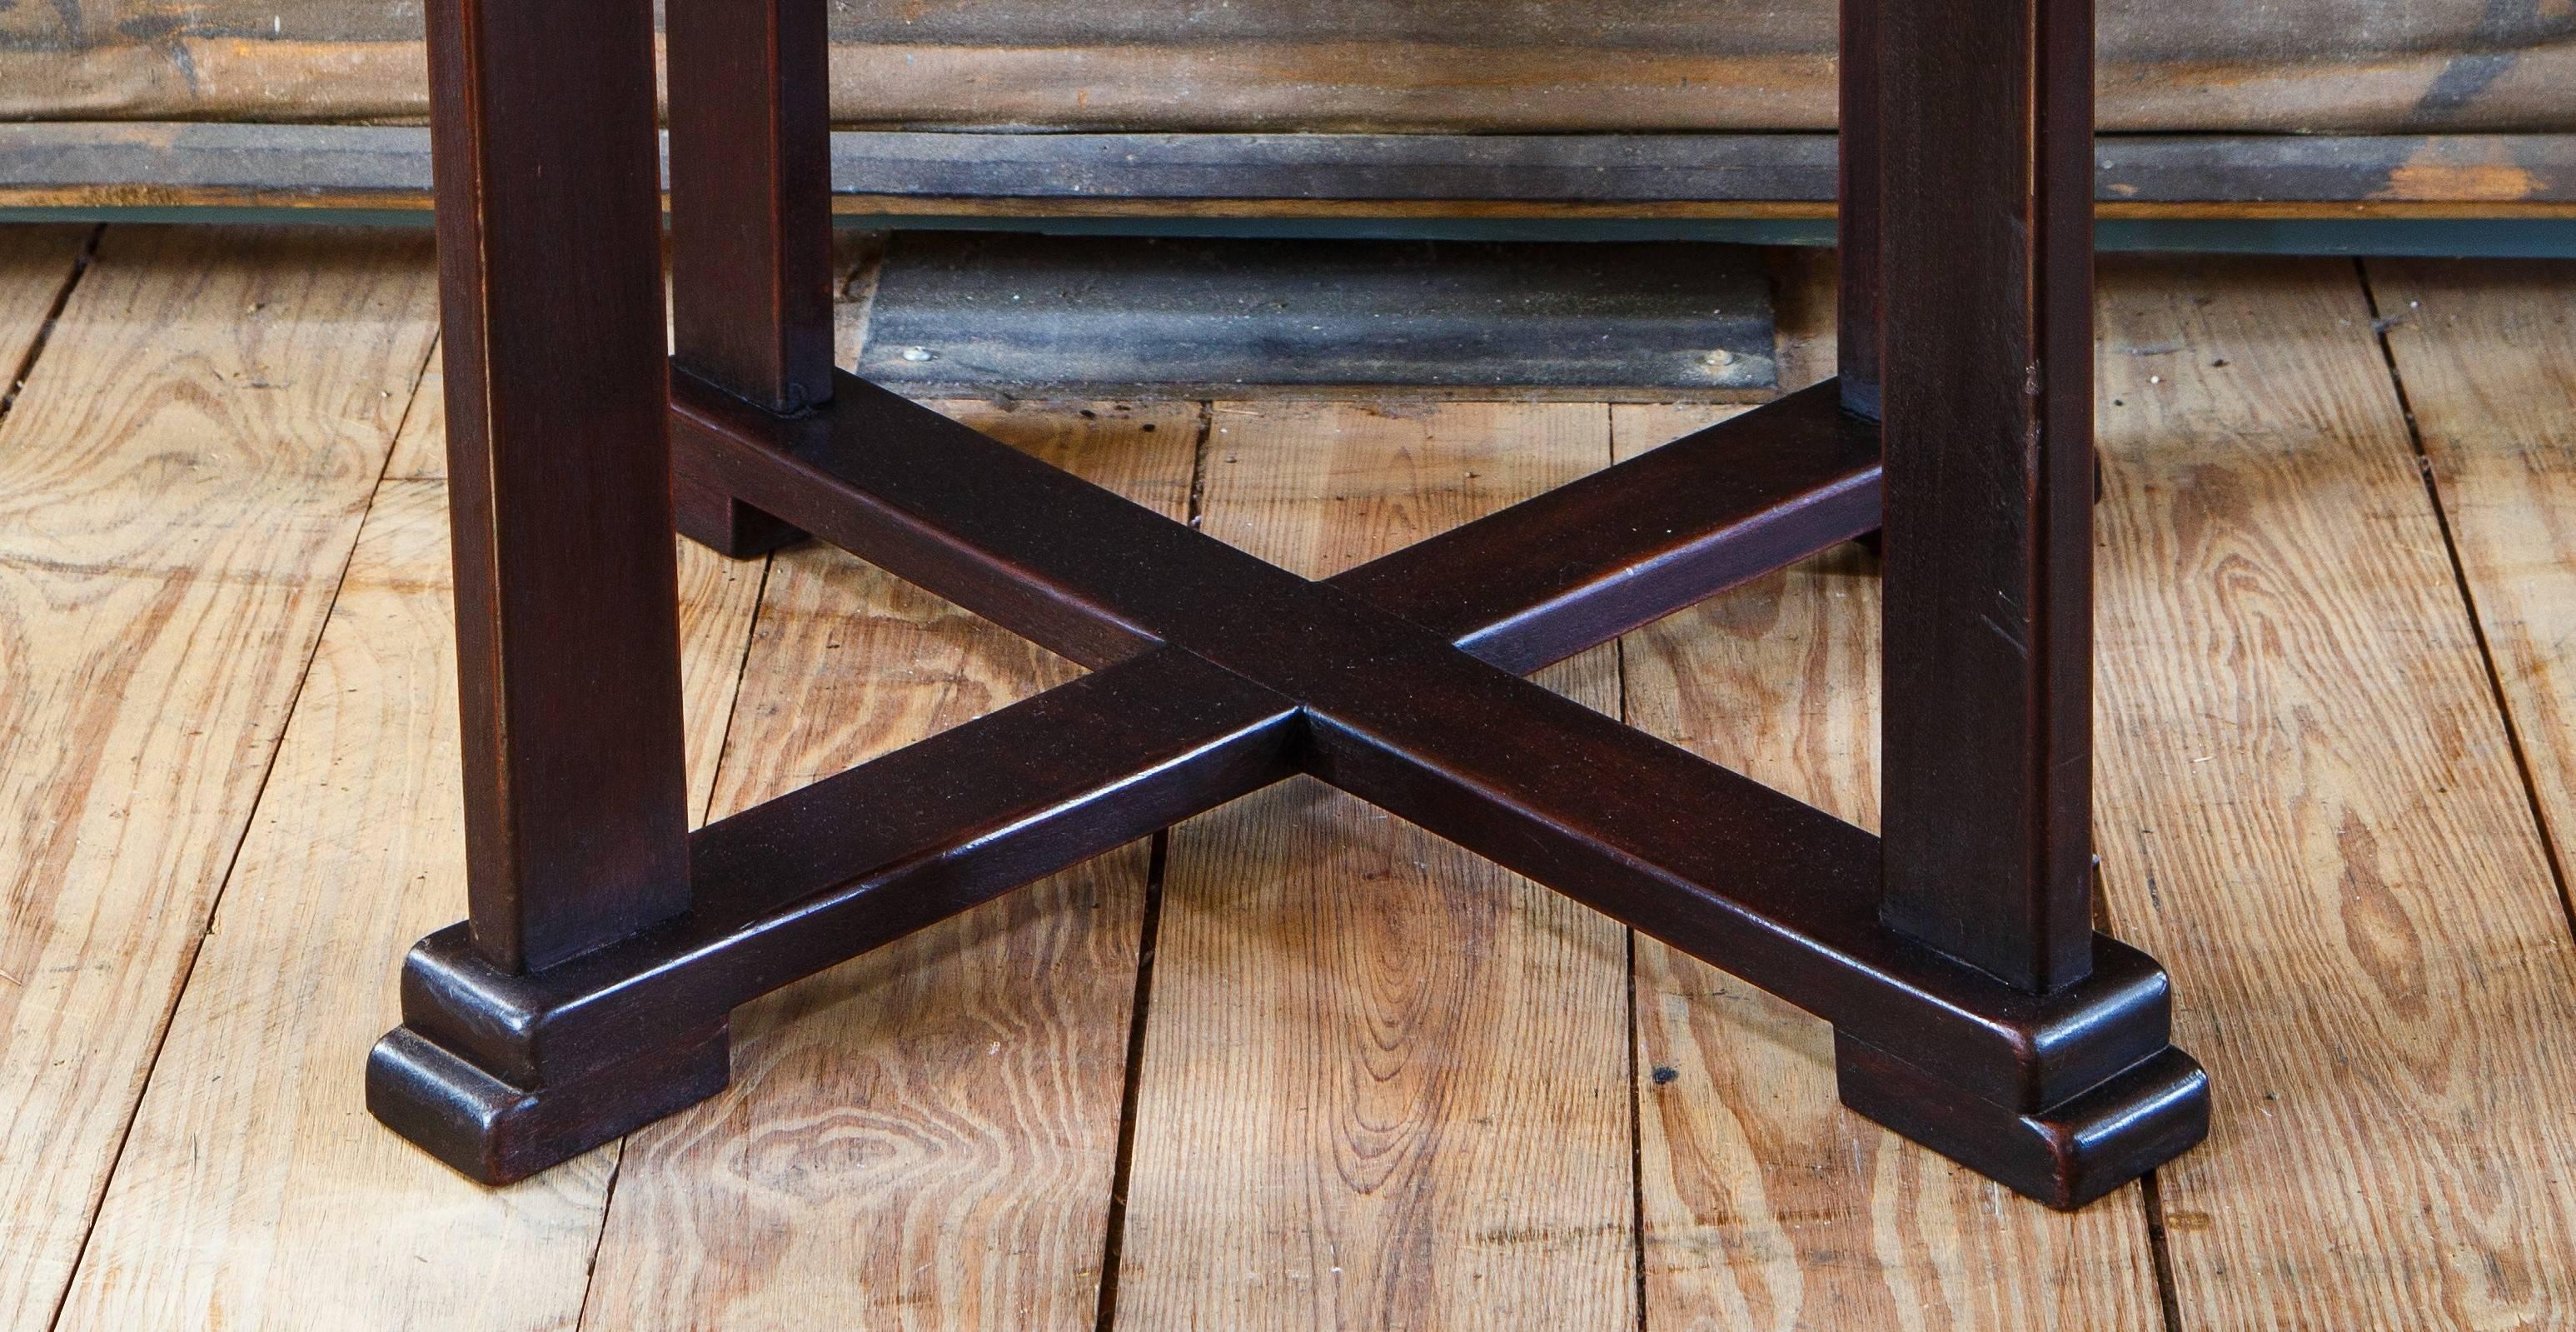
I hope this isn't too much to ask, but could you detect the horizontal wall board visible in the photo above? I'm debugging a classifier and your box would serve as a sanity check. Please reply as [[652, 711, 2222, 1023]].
[[3, 124, 2574, 218], [2, 1, 2571, 133], [853, 232, 1776, 400]]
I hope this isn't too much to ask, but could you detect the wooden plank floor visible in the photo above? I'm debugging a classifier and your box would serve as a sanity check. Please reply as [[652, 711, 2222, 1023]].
[[4, 224, 2574, 1330]]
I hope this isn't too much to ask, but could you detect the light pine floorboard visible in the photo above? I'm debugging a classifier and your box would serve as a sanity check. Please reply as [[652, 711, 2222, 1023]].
[[0, 226, 87, 381], [1624, 253, 2161, 1330], [1617, 404, 2167, 1332], [1113, 402, 1640, 1330], [52, 480, 620, 1331], [2093, 256, 2576, 1329], [0, 227, 438, 1330], [2368, 259, 2576, 890], [2364, 257, 2576, 1325], [10, 231, 2576, 1330], [581, 400, 1198, 1330], [52, 332, 770, 1330]]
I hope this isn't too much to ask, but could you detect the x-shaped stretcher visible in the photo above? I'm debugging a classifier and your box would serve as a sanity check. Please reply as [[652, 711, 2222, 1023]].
[[367, 0, 2209, 1213], [376, 370, 2202, 1208]]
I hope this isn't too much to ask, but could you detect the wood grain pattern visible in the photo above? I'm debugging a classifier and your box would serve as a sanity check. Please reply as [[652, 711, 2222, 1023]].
[[5, 10, 2574, 136], [829, 37, 2576, 137], [1114, 402, 1637, 1330], [2092, 256, 2576, 1327], [48, 481, 615, 1332], [50, 354, 766, 1332], [2365, 257, 2576, 894], [11, 232, 2576, 1327], [1615, 404, 2166, 1331], [0, 226, 438, 1327], [581, 399, 1197, 1330]]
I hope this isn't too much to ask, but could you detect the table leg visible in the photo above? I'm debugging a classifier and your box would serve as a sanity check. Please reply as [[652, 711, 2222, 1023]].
[[668, 0, 835, 558], [366, 0, 723, 1183], [1850, 0, 2140, 1181]]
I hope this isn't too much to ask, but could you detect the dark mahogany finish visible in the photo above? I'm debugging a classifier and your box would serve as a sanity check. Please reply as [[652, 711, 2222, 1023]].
[[371, 0, 2207, 1213], [1876, 0, 2103, 993], [415, 0, 691, 975], [1836, 0, 1881, 417], [665, 0, 830, 556]]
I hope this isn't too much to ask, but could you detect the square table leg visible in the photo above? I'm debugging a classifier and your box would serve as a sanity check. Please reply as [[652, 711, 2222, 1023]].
[[364, 0, 725, 1183], [368, 0, 2206, 1210], [666, 0, 833, 558]]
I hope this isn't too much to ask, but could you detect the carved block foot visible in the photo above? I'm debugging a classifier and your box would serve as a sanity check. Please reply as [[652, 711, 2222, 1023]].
[[1836, 1031, 2209, 1210], [366, 1020, 730, 1185]]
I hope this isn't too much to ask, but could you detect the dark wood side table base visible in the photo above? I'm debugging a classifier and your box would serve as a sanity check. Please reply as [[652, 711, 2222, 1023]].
[[367, 0, 2209, 1213]]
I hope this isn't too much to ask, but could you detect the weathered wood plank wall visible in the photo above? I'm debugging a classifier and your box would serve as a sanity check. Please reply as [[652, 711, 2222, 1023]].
[[4, 0, 2570, 133]]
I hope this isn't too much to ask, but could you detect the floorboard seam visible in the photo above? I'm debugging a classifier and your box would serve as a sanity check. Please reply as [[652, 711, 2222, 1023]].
[[568, 544, 777, 1330], [1609, 401, 1652, 1331], [2355, 258, 2576, 945], [0, 223, 99, 433], [1183, 399, 1214, 532], [1090, 398, 1215, 1331], [569, 1143, 628, 1330], [42, 296, 441, 1332], [702, 549, 780, 831], [2098, 846, 2187, 1326], [2139, 1170, 2187, 1331], [1089, 828, 1169, 1332]]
